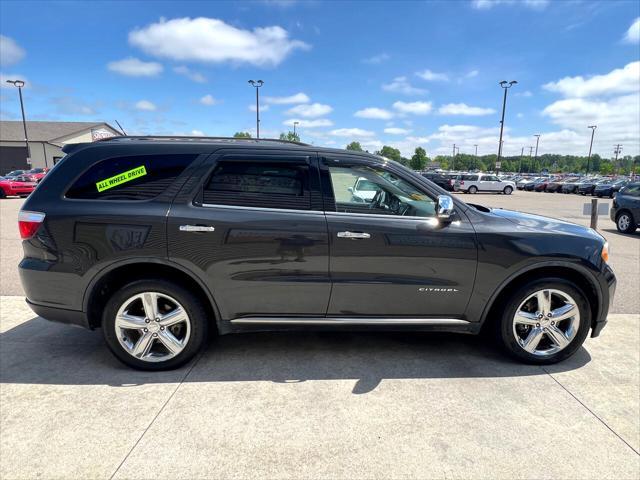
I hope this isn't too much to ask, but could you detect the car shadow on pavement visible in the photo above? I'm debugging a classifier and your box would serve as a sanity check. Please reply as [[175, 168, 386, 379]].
[[600, 227, 640, 238], [0, 316, 591, 394]]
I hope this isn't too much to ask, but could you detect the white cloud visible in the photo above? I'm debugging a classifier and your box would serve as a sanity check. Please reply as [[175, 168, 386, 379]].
[[129, 17, 310, 67], [200, 94, 218, 106], [438, 103, 496, 116], [416, 69, 449, 82], [384, 127, 411, 135], [249, 104, 270, 112], [382, 76, 427, 95], [329, 128, 375, 137], [135, 100, 157, 111], [466, 70, 479, 78], [107, 57, 163, 77], [472, 0, 549, 10], [50, 96, 98, 116], [0, 35, 25, 67], [285, 102, 332, 117], [363, 53, 390, 64], [543, 61, 639, 98], [190, 129, 205, 136], [283, 118, 333, 128], [263, 92, 310, 104], [393, 100, 432, 115], [173, 65, 206, 83], [623, 17, 640, 44], [354, 107, 394, 120], [0, 73, 29, 89], [517, 90, 533, 97]]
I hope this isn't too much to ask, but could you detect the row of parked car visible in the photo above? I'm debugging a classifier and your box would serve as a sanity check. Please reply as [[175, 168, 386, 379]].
[[0, 168, 49, 199], [515, 175, 631, 198], [421, 172, 516, 195]]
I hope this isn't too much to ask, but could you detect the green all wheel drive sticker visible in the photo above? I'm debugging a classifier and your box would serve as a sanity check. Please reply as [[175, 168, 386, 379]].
[[96, 165, 147, 192]]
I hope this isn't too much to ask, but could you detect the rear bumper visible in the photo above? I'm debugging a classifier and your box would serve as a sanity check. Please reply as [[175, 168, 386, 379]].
[[26, 299, 90, 329]]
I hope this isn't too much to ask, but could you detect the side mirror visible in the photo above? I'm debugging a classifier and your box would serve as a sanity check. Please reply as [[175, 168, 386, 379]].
[[437, 195, 455, 219], [347, 186, 354, 193]]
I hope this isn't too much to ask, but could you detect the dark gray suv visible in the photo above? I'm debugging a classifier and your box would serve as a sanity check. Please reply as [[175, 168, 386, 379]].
[[18, 137, 615, 370]]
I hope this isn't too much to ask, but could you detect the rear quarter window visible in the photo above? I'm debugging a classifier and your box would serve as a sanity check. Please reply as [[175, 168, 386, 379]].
[[66, 154, 197, 200]]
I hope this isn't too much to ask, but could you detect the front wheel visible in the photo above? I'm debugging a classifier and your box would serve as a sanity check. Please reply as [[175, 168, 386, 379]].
[[102, 279, 209, 370], [616, 211, 637, 233], [468, 186, 478, 194], [499, 279, 590, 364], [503, 186, 513, 195]]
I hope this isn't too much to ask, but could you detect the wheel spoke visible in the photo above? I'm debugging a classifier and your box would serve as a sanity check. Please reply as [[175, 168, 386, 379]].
[[550, 303, 576, 321], [131, 332, 154, 358], [536, 290, 550, 314], [515, 311, 539, 326], [157, 330, 183, 355], [521, 327, 544, 353], [158, 307, 188, 327], [116, 313, 147, 330], [142, 292, 158, 320], [546, 325, 570, 349]]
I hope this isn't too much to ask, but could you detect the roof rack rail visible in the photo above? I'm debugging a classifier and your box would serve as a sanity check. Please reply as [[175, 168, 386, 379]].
[[96, 135, 310, 147]]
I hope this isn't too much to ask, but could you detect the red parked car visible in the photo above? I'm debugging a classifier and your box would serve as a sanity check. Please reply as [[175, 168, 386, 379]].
[[0, 176, 37, 198], [26, 168, 49, 182]]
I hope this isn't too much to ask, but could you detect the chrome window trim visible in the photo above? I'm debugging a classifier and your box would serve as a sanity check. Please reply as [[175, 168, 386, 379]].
[[231, 317, 469, 326], [200, 202, 325, 216], [326, 210, 438, 222]]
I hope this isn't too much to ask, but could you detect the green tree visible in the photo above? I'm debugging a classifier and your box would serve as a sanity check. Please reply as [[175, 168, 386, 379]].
[[233, 132, 252, 138], [410, 147, 428, 171], [375, 145, 402, 162], [346, 141, 363, 151], [279, 131, 300, 142], [600, 161, 614, 175]]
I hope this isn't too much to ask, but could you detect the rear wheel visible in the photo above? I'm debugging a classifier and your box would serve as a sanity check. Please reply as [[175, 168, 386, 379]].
[[503, 186, 513, 195], [468, 185, 478, 194], [616, 211, 637, 233], [102, 279, 209, 370], [499, 278, 590, 364], [0, 189, 5, 199]]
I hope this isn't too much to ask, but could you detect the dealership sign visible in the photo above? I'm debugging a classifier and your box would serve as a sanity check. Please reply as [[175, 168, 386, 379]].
[[91, 128, 116, 142]]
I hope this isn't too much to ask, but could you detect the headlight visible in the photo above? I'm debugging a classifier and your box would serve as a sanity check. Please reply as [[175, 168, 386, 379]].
[[601, 242, 609, 263]]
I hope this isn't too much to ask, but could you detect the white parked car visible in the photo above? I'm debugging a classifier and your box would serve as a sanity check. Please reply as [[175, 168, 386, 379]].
[[348, 177, 380, 203], [459, 174, 516, 194]]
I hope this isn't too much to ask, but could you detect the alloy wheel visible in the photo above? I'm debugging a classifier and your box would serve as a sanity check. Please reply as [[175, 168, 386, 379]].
[[114, 292, 191, 362], [617, 214, 631, 231], [512, 289, 580, 357]]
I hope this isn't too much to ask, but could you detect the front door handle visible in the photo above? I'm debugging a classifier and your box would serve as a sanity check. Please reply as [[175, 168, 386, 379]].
[[179, 225, 215, 232], [337, 231, 371, 239]]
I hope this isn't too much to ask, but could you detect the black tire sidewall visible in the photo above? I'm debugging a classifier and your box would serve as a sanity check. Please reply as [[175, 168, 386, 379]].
[[499, 278, 591, 364], [102, 279, 209, 370], [504, 186, 513, 195], [469, 186, 478, 194], [616, 211, 636, 233]]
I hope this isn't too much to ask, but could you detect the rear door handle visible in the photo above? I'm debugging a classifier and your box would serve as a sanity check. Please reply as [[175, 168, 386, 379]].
[[179, 225, 215, 232], [337, 231, 371, 239]]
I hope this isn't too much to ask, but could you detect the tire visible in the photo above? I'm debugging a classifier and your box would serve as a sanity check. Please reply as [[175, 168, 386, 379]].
[[616, 211, 637, 234], [0, 190, 5, 199], [102, 279, 209, 370], [468, 185, 478, 194], [503, 186, 513, 195], [498, 278, 591, 365]]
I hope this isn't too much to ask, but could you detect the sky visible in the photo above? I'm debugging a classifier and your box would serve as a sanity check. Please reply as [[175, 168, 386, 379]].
[[0, 0, 639, 158]]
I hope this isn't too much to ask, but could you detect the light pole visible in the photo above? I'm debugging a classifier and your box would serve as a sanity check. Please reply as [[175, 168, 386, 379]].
[[587, 125, 597, 174], [528, 146, 534, 173], [496, 80, 517, 175], [452, 143, 456, 170], [533, 134, 540, 169], [293, 121, 299, 137], [519, 146, 524, 173], [248, 80, 264, 138], [6, 79, 31, 164]]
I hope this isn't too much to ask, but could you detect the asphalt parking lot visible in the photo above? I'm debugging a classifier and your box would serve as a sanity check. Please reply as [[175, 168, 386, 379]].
[[1, 192, 639, 479]]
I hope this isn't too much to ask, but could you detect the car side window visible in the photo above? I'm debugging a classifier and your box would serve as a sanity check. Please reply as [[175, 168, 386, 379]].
[[66, 154, 197, 200], [623, 184, 640, 196], [326, 163, 436, 217], [202, 160, 312, 210], [482, 175, 497, 182]]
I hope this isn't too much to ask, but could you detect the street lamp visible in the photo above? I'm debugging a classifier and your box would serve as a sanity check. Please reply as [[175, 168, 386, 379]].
[[248, 80, 264, 138], [586, 125, 597, 174], [496, 80, 517, 175], [293, 121, 299, 137], [5, 79, 31, 164], [474, 144, 478, 171]]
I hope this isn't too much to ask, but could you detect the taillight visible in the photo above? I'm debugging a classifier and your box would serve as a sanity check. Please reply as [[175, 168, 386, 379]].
[[460, 180, 465, 186], [18, 210, 45, 239]]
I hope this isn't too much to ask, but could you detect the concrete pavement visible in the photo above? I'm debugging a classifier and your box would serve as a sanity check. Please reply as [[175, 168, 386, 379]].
[[1, 297, 638, 479]]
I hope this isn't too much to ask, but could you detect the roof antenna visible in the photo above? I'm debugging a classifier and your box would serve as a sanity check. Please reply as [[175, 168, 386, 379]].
[[114, 120, 127, 136]]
